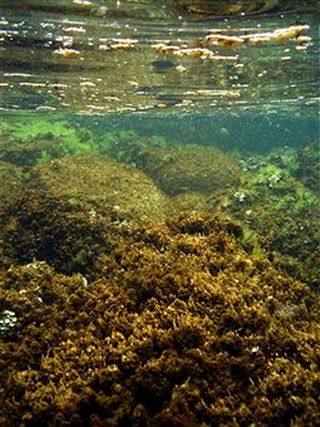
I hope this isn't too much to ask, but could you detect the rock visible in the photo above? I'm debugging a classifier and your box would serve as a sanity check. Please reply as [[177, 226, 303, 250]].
[[31, 154, 169, 221], [109, 134, 241, 195]]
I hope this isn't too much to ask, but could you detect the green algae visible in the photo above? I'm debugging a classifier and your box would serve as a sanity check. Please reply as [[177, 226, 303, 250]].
[[239, 226, 265, 260], [215, 149, 320, 290], [0, 115, 98, 166]]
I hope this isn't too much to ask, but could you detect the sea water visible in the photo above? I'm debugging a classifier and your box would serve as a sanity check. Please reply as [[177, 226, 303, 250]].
[[0, 1, 319, 425]]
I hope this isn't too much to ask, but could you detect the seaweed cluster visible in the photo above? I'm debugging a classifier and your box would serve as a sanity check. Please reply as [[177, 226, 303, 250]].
[[0, 116, 97, 166], [0, 189, 109, 278], [215, 150, 320, 290], [0, 155, 171, 276], [0, 213, 319, 426], [106, 131, 240, 196]]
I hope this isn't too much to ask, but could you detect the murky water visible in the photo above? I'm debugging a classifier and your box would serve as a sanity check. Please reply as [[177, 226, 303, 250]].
[[0, 1, 319, 426]]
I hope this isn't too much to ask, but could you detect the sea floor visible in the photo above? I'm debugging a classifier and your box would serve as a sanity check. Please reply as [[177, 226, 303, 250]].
[[0, 115, 319, 425]]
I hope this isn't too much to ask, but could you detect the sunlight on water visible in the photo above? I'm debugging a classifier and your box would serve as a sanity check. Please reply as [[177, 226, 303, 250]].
[[0, 0, 319, 114]]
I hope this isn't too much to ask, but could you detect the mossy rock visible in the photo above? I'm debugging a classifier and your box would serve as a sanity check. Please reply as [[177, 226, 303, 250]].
[[30, 154, 169, 221], [109, 134, 241, 195], [0, 189, 109, 277], [0, 161, 25, 199], [152, 145, 241, 195], [170, 191, 210, 214]]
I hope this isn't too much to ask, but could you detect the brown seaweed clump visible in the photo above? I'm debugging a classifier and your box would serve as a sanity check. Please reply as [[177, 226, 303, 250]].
[[0, 212, 319, 426], [0, 188, 109, 278], [109, 136, 240, 196], [0, 154, 170, 275], [0, 160, 25, 199], [31, 155, 169, 220]]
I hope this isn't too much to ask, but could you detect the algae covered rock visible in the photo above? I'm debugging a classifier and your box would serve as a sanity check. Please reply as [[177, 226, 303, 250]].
[[0, 115, 97, 166], [150, 144, 240, 195], [215, 154, 320, 290], [0, 188, 109, 277], [0, 161, 25, 199], [0, 154, 170, 275], [31, 155, 169, 221], [0, 213, 319, 426], [170, 191, 210, 213], [108, 132, 240, 195]]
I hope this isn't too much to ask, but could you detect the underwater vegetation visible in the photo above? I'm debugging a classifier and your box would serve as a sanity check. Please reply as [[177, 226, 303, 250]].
[[0, 154, 173, 277], [0, 188, 109, 278], [0, 212, 319, 426], [0, 116, 319, 291], [0, 0, 319, 422], [0, 116, 319, 426], [289, 140, 320, 194], [215, 149, 320, 290], [105, 131, 241, 195], [30, 155, 169, 222], [97, 128, 319, 290], [0, 161, 25, 198], [0, 116, 97, 166]]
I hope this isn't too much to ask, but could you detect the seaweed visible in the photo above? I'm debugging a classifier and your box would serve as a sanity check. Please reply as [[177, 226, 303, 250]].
[[0, 211, 319, 426], [0, 115, 98, 166], [106, 132, 241, 196], [0, 188, 109, 278], [216, 151, 320, 290]]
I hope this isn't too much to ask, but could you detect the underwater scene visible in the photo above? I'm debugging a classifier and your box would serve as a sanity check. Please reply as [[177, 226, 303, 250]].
[[0, 1, 319, 426]]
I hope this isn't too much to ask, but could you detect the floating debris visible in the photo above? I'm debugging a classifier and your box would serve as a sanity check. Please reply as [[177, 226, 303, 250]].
[[53, 48, 80, 58]]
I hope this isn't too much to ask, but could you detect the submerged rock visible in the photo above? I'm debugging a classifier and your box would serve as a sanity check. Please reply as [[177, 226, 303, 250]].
[[0, 155, 171, 276], [31, 155, 169, 221], [108, 133, 240, 195], [0, 188, 109, 277], [0, 161, 25, 199], [214, 153, 320, 290]]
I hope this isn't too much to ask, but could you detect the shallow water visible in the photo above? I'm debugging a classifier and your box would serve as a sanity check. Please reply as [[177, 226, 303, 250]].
[[0, 0, 319, 113], [0, 1, 319, 426]]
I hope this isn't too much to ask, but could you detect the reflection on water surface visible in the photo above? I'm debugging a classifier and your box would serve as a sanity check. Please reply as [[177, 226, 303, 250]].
[[0, 0, 318, 114]]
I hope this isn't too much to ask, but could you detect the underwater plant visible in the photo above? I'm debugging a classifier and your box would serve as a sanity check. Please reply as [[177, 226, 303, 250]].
[[0, 115, 99, 166]]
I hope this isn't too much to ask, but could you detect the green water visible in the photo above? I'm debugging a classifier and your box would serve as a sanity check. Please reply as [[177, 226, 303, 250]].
[[0, 1, 319, 426]]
